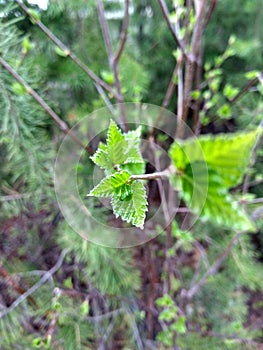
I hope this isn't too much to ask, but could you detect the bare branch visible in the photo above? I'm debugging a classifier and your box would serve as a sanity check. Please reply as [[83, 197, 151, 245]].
[[182, 231, 243, 300], [0, 265, 37, 307], [128, 165, 176, 182], [176, 0, 208, 138], [96, 0, 114, 60], [204, 0, 218, 26], [242, 114, 263, 194], [114, 0, 130, 64], [157, 0, 194, 63], [191, 329, 260, 345], [177, 57, 184, 128], [229, 76, 260, 105], [96, 0, 127, 127], [149, 65, 178, 138], [0, 249, 68, 318], [15, 0, 112, 94], [0, 56, 92, 154]]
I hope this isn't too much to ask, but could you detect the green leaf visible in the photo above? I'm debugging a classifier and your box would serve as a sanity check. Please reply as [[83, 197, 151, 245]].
[[124, 126, 144, 164], [217, 103, 232, 119], [80, 300, 90, 316], [111, 181, 147, 228], [181, 162, 255, 231], [156, 294, 174, 307], [101, 70, 114, 84], [110, 171, 133, 200], [22, 37, 34, 53], [120, 162, 145, 175], [87, 171, 131, 198], [87, 177, 113, 197], [110, 171, 130, 188], [90, 120, 144, 174], [32, 338, 42, 348], [169, 131, 260, 231], [172, 316, 187, 334], [12, 82, 27, 96], [54, 46, 70, 57], [169, 130, 259, 188], [28, 9, 40, 23], [223, 84, 239, 100], [90, 142, 112, 171]]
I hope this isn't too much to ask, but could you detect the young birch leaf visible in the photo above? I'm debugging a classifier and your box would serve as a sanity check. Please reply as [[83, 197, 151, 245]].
[[87, 177, 113, 197], [120, 162, 145, 175], [169, 130, 260, 231], [107, 120, 127, 165], [90, 120, 145, 176], [110, 171, 130, 190], [87, 171, 130, 198], [90, 142, 112, 171], [124, 126, 144, 163], [181, 162, 255, 231], [169, 130, 259, 188], [111, 181, 147, 229]]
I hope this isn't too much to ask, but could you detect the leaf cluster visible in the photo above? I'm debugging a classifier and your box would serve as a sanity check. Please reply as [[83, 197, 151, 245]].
[[88, 120, 148, 228]]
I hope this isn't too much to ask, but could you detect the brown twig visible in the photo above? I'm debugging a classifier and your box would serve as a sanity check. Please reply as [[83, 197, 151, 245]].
[[129, 165, 176, 182], [193, 47, 203, 135], [149, 65, 178, 138], [96, 0, 128, 128], [182, 231, 243, 300], [157, 0, 193, 63], [176, 0, 207, 139], [0, 56, 92, 154], [191, 329, 260, 345], [229, 77, 259, 105], [204, 0, 218, 26], [177, 56, 184, 134], [0, 265, 37, 307], [0, 249, 68, 318], [14, 0, 112, 94], [114, 0, 130, 64]]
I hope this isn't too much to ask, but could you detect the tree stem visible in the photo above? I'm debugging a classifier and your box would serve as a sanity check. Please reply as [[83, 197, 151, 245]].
[[129, 165, 176, 182]]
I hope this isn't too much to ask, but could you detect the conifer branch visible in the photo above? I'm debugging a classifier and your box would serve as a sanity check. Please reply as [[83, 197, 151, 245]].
[[0, 56, 92, 154]]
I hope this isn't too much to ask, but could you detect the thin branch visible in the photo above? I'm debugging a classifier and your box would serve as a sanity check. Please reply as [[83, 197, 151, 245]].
[[243, 197, 263, 204], [86, 309, 124, 322], [97, 0, 114, 60], [114, 0, 130, 64], [95, 83, 116, 115], [193, 46, 203, 135], [157, 0, 193, 63], [0, 193, 30, 201], [149, 65, 178, 138], [129, 165, 176, 182], [96, 0, 127, 127], [204, 0, 218, 26], [0, 249, 68, 319], [229, 76, 260, 105], [0, 56, 92, 154], [191, 329, 260, 345], [242, 116, 263, 195], [14, 0, 112, 94], [177, 56, 184, 128], [98, 318, 116, 350], [182, 231, 243, 300], [0, 265, 37, 307]]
